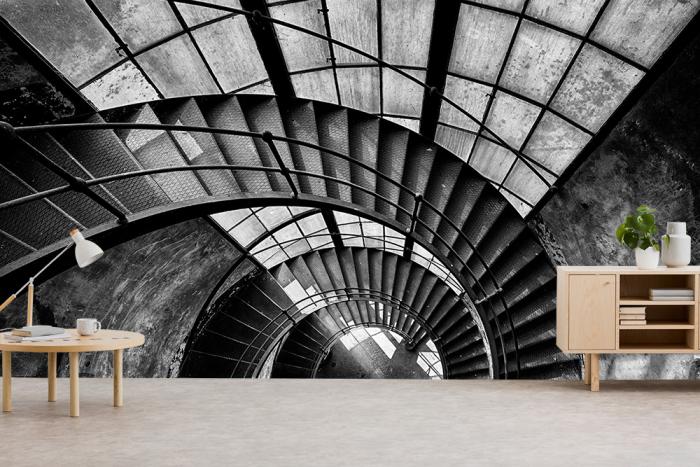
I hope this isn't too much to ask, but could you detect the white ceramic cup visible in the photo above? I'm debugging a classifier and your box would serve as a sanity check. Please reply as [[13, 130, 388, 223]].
[[77, 318, 101, 336]]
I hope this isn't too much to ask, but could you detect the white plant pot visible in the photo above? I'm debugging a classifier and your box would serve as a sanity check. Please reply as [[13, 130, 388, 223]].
[[661, 222, 691, 267], [635, 247, 660, 269]]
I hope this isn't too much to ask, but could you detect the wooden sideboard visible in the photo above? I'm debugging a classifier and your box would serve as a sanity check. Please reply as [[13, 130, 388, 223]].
[[556, 266, 700, 391]]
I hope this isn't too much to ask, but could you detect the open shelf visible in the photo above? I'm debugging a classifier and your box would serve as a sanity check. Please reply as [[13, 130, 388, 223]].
[[619, 328, 695, 351], [619, 304, 695, 328], [617, 343, 696, 352], [619, 273, 695, 303]]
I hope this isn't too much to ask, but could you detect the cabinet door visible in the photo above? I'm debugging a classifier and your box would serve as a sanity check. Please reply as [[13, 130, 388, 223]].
[[569, 274, 616, 350]]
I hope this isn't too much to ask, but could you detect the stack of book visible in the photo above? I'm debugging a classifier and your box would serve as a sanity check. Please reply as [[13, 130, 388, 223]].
[[2, 325, 69, 342], [649, 288, 694, 301], [620, 306, 646, 325]]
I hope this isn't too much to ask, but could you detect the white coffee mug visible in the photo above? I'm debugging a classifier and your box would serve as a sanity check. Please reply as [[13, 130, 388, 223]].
[[77, 318, 101, 336]]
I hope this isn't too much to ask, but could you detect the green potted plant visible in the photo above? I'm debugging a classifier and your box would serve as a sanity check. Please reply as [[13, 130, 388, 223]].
[[615, 205, 660, 269]]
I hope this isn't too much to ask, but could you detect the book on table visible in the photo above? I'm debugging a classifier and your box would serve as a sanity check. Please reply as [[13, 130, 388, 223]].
[[11, 325, 65, 337], [3, 332, 71, 342]]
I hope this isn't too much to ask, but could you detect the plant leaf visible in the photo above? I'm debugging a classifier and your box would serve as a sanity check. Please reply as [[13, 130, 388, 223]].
[[639, 237, 650, 250], [637, 213, 655, 233], [615, 224, 626, 243], [621, 231, 639, 249], [624, 215, 638, 230]]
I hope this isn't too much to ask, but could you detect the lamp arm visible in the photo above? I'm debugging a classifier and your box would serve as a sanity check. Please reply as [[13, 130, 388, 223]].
[[0, 242, 73, 313]]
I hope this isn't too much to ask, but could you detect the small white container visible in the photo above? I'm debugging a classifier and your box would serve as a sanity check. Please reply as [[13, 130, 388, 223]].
[[635, 246, 660, 269], [661, 222, 691, 267]]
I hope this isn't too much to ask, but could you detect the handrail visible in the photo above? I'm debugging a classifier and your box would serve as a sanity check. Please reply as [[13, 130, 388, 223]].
[[14, 122, 416, 199], [11, 121, 506, 294], [9, 122, 505, 299], [5, 121, 520, 376]]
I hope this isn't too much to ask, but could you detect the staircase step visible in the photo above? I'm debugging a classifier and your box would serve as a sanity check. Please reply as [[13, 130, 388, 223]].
[[199, 96, 272, 193], [375, 123, 408, 218], [314, 103, 352, 202], [0, 168, 74, 250], [348, 113, 380, 209], [154, 97, 241, 196], [397, 133, 435, 226], [3, 133, 115, 228], [239, 95, 298, 192], [54, 113, 169, 213], [416, 151, 462, 244], [115, 104, 208, 202], [278, 100, 327, 196], [435, 169, 486, 257]]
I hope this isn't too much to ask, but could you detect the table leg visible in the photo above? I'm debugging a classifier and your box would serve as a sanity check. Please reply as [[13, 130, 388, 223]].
[[113, 349, 123, 407], [583, 354, 591, 385], [590, 353, 600, 392], [48, 352, 57, 402], [69, 352, 79, 417], [2, 351, 11, 412]]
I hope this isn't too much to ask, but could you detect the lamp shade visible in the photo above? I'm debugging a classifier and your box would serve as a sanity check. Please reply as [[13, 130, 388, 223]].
[[69, 228, 104, 268]]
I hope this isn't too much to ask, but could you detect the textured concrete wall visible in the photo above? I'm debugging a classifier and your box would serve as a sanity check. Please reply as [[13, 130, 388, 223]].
[[0, 36, 77, 125], [1, 218, 239, 378], [533, 34, 700, 379]]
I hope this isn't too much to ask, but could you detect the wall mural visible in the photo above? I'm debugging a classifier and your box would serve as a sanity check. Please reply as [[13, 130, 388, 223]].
[[0, 1, 699, 380]]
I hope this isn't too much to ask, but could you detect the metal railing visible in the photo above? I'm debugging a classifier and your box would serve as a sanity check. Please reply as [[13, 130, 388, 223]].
[[3, 119, 526, 377]]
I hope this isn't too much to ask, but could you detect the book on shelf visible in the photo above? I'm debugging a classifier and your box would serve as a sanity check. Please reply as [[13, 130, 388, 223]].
[[11, 325, 65, 337], [619, 314, 646, 320], [3, 332, 71, 342], [620, 306, 646, 314], [649, 288, 694, 300], [649, 288, 694, 296], [620, 320, 647, 325], [649, 295, 695, 302]]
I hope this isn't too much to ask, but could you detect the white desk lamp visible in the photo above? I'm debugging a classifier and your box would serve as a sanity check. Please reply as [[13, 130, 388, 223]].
[[0, 228, 103, 327]]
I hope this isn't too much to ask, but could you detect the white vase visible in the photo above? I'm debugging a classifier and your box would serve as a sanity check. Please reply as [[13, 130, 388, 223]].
[[661, 222, 691, 267], [635, 247, 659, 269]]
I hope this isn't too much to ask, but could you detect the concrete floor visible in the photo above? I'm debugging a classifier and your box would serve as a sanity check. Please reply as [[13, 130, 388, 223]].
[[1, 379, 699, 466]]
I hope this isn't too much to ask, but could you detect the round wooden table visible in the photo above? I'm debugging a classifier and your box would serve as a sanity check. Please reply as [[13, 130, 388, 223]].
[[0, 329, 144, 417]]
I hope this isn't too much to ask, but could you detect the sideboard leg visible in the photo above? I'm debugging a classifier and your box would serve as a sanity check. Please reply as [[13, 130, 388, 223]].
[[113, 349, 123, 408], [590, 353, 600, 392], [48, 352, 57, 402], [2, 351, 11, 412], [583, 354, 591, 385], [69, 352, 79, 417]]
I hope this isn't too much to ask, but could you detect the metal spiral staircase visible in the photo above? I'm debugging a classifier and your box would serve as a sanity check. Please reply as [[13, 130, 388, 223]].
[[0, 94, 579, 379]]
